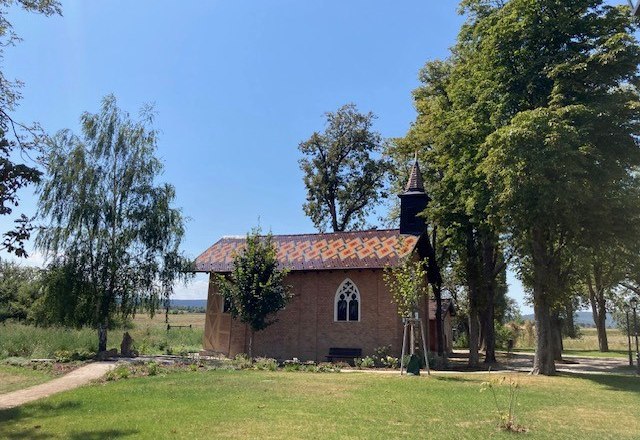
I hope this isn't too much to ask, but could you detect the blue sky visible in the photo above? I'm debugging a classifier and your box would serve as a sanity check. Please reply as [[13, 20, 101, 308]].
[[0, 1, 541, 312]]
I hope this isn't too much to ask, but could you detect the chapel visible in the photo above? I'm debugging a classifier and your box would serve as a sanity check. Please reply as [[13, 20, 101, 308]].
[[194, 160, 455, 361]]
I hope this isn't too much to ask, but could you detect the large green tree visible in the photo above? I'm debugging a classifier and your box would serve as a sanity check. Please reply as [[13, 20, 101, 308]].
[[476, 0, 640, 374], [36, 95, 188, 352], [299, 104, 390, 232], [215, 228, 292, 358], [0, 0, 61, 257]]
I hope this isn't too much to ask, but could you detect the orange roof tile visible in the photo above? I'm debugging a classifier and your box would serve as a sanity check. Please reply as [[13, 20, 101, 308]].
[[194, 229, 419, 272]]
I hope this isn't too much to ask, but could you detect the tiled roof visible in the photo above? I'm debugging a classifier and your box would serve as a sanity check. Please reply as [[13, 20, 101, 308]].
[[194, 229, 419, 273]]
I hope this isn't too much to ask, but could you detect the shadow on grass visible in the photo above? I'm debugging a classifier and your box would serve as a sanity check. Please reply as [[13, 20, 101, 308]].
[[433, 376, 479, 383], [558, 372, 640, 393], [0, 400, 140, 439]]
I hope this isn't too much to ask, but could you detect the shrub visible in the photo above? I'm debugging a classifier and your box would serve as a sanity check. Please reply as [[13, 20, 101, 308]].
[[3, 356, 29, 367], [453, 332, 468, 349], [147, 361, 159, 376], [231, 354, 253, 369], [253, 357, 278, 371], [355, 356, 375, 368]]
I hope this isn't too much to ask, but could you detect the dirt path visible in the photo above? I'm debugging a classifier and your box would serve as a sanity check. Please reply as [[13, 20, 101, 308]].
[[0, 362, 115, 410]]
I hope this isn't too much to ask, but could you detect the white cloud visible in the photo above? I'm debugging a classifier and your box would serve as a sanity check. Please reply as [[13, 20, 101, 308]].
[[173, 273, 209, 299]]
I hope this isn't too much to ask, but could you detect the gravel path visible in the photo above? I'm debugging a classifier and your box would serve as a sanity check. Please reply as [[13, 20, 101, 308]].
[[0, 362, 115, 410]]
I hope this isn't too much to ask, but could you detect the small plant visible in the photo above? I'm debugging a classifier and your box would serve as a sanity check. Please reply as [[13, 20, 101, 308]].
[[189, 363, 199, 372], [480, 376, 527, 433], [253, 357, 278, 371], [147, 361, 159, 376], [231, 353, 253, 369], [355, 356, 375, 369]]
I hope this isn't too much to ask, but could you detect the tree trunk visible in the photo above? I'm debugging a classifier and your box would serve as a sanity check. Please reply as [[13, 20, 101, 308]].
[[550, 311, 563, 362], [587, 277, 609, 352], [435, 285, 444, 357], [248, 329, 254, 359], [469, 307, 480, 368], [531, 227, 556, 375], [481, 239, 497, 364], [98, 321, 108, 353], [465, 226, 480, 368], [564, 300, 577, 339]]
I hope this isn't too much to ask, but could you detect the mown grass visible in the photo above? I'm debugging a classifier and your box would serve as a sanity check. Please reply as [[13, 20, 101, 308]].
[[0, 313, 205, 359], [0, 364, 55, 394], [0, 370, 638, 439]]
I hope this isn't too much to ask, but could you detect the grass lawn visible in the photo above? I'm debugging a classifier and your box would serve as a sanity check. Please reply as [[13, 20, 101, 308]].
[[1, 370, 639, 439], [0, 364, 55, 395]]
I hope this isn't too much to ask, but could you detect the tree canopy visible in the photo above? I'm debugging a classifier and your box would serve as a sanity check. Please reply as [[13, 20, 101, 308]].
[[36, 95, 188, 352], [299, 104, 390, 232], [392, 0, 640, 374]]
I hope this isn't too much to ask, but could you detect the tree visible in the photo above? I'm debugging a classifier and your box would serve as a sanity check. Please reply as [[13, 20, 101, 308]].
[[0, 1, 61, 257], [384, 257, 428, 319], [215, 227, 292, 358], [0, 260, 42, 322], [36, 95, 188, 352], [299, 104, 390, 232], [479, 0, 640, 374]]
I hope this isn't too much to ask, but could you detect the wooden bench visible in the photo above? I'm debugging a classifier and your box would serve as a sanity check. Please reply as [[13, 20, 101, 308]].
[[326, 347, 362, 365]]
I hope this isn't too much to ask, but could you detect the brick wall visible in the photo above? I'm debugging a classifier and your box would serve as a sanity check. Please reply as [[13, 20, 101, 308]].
[[205, 269, 407, 361]]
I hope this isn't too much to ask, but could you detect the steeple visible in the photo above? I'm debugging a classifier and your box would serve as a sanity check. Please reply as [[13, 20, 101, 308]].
[[405, 153, 425, 192], [398, 154, 430, 236]]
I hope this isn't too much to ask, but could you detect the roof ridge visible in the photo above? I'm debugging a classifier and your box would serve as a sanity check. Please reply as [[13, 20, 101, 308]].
[[218, 228, 401, 240]]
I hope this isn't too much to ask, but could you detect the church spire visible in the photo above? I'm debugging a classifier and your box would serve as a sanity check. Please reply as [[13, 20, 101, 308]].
[[405, 153, 425, 193], [398, 153, 430, 236]]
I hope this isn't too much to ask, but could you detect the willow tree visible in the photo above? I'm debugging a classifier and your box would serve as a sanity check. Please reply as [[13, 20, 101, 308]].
[[36, 95, 187, 352], [0, 0, 61, 257]]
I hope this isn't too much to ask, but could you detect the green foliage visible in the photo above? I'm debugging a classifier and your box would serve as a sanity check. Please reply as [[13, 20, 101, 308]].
[[0, 1, 62, 257], [253, 357, 278, 371], [354, 356, 375, 368], [383, 257, 428, 318], [147, 361, 159, 376], [36, 95, 189, 350], [298, 103, 390, 232], [0, 261, 42, 323], [53, 349, 95, 363], [371, 345, 400, 369], [105, 364, 131, 381], [0, 322, 98, 358], [215, 227, 291, 356], [231, 354, 253, 370]]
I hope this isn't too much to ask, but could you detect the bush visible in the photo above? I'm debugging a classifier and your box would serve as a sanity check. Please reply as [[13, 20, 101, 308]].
[[106, 364, 131, 381], [453, 332, 468, 349], [54, 349, 95, 363], [147, 361, 159, 376], [496, 324, 520, 350], [231, 354, 253, 370], [355, 356, 375, 368], [254, 357, 278, 371]]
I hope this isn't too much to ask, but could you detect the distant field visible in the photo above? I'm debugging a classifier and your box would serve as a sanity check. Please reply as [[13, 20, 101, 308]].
[[515, 327, 631, 358], [0, 312, 205, 360]]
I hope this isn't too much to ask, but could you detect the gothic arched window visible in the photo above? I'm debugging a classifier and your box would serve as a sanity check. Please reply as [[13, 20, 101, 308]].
[[335, 279, 360, 322]]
